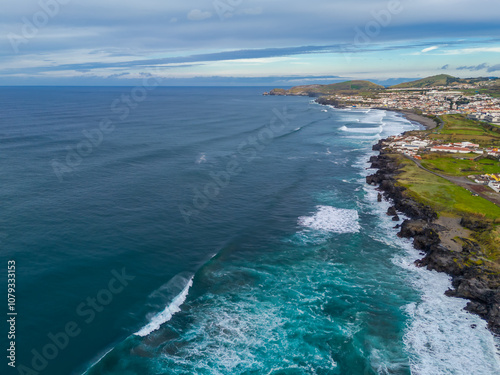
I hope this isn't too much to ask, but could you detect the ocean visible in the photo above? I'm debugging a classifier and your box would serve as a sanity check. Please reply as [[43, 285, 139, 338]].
[[1, 87, 499, 375]]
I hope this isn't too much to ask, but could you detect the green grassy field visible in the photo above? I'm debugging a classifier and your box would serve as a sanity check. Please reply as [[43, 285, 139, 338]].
[[428, 114, 500, 146], [394, 155, 500, 219], [389, 114, 500, 265], [392, 154, 500, 265], [420, 154, 500, 177]]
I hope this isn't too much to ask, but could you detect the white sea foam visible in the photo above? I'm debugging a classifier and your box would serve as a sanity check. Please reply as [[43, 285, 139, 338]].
[[356, 136, 500, 374], [401, 266, 500, 375], [135, 277, 194, 337], [343, 135, 382, 140], [340, 125, 383, 134], [196, 153, 207, 164], [298, 206, 361, 233]]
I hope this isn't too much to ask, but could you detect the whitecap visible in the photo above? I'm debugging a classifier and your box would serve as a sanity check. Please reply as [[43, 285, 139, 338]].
[[298, 206, 361, 233], [196, 153, 207, 164], [135, 277, 194, 337], [340, 125, 382, 134]]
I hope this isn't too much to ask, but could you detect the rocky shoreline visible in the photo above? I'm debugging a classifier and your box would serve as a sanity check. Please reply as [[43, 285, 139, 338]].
[[367, 146, 500, 335], [289, 94, 500, 334]]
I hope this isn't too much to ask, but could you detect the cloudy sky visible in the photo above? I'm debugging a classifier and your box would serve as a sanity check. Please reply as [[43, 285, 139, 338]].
[[1, 0, 500, 85]]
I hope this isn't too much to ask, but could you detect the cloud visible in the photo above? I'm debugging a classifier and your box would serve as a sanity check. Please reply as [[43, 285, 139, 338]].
[[440, 64, 449, 70], [187, 9, 212, 21], [487, 64, 500, 72], [0, 45, 346, 74], [442, 47, 500, 55], [455, 62, 500, 73], [421, 46, 439, 53], [457, 63, 489, 71], [3, 40, 499, 78], [107, 72, 129, 79], [237, 7, 263, 16], [3, 1, 500, 83]]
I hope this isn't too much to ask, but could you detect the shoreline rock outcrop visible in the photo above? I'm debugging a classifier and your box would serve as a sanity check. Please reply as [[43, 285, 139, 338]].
[[367, 148, 500, 335]]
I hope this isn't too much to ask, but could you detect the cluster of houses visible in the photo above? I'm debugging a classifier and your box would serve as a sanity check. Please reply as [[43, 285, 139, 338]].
[[381, 136, 500, 159], [469, 174, 500, 192], [332, 89, 500, 122], [430, 142, 482, 154], [381, 136, 486, 158], [467, 112, 500, 124]]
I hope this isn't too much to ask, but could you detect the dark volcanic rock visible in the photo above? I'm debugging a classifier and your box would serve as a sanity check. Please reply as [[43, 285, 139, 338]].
[[315, 97, 343, 107], [394, 198, 437, 222], [460, 217, 492, 231], [392, 215, 400, 221], [459, 271, 500, 334], [372, 139, 385, 151], [416, 245, 465, 275], [387, 206, 397, 216], [366, 148, 500, 335]]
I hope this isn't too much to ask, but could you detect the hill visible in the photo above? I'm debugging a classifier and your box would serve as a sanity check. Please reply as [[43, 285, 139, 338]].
[[267, 80, 385, 96], [319, 80, 384, 92], [389, 74, 463, 89]]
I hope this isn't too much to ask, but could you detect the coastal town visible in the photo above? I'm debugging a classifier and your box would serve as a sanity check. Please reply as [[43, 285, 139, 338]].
[[319, 80, 500, 124], [340, 90, 500, 124], [265, 74, 500, 123], [266, 75, 500, 195]]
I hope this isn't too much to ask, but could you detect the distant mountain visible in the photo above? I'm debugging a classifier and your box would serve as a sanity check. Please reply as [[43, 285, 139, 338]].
[[389, 74, 462, 89], [267, 80, 385, 96]]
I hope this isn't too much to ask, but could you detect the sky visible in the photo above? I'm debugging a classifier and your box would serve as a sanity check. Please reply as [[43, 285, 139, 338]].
[[1, 0, 500, 86]]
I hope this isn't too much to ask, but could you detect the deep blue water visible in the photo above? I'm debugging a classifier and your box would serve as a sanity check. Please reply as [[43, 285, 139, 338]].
[[1, 87, 499, 375]]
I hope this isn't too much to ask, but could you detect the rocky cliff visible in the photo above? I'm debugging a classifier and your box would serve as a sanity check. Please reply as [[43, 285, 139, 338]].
[[367, 147, 500, 334]]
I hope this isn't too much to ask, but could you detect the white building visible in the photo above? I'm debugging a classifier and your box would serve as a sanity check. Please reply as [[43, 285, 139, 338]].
[[488, 181, 500, 193], [430, 146, 473, 154]]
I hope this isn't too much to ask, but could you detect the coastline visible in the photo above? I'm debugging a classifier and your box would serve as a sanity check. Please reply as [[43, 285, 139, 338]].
[[314, 97, 439, 130], [318, 100, 500, 335], [381, 109, 438, 130], [366, 148, 500, 335]]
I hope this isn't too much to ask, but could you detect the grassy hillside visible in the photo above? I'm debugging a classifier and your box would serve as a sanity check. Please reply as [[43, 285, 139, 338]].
[[319, 80, 384, 92], [393, 115, 500, 265], [427, 114, 500, 146], [389, 74, 462, 89], [394, 154, 500, 219], [391, 153, 500, 265], [420, 155, 500, 177], [271, 80, 384, 96]]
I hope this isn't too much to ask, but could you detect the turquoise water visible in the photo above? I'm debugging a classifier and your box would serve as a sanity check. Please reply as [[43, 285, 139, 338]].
[[1, 87, 499, 374]]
